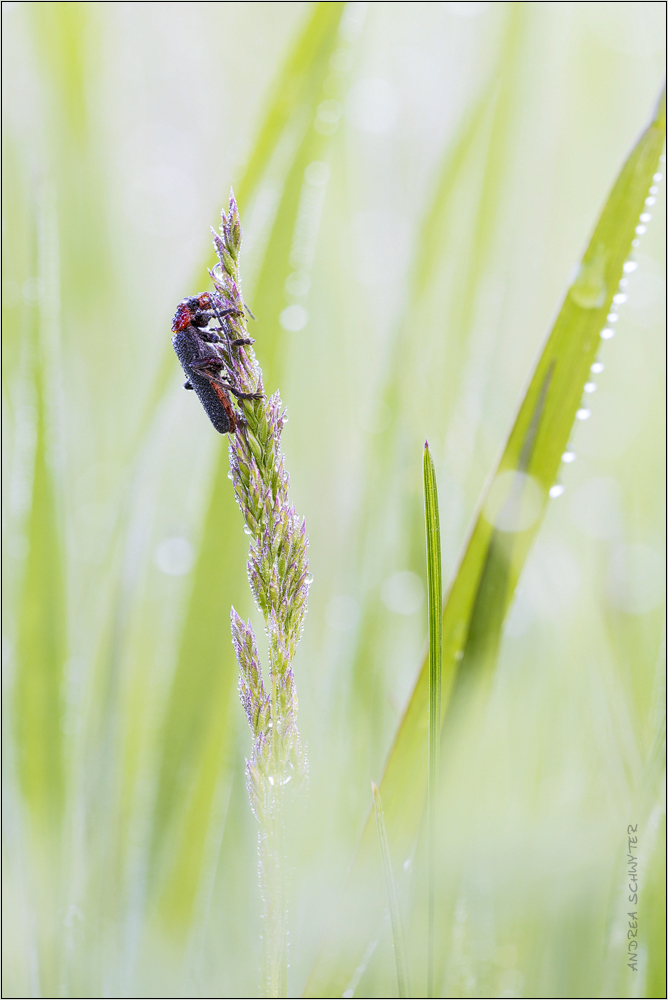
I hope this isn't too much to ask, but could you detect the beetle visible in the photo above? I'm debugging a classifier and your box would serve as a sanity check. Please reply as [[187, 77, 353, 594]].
[[171, 293, 262, 434]]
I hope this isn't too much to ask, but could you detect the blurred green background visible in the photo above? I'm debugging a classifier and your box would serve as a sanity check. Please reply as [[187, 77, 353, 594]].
[[2, 2, 665, 997]]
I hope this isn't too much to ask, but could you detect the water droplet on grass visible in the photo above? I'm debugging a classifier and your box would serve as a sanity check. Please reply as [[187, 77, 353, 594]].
[[613, 293, 627, 304], [645, 196, 656, 206], [639, 212, 652, 223], [600, 328, 615, 340], [549, 485, 565, 498], [584, 382, 597, 393], [649, 186, 659, 195], [576, 408, 591, 420], [570, 255, 608, 308], [562, 451, 576, 463], [590, 362, 604, 374], [243, 525, 253, 535], [305, 572, 314, 585], [635, 225, 647, 235], [652, 173, 662, 182], [623, 261, 638, 273], [606, 313, 618, 322]]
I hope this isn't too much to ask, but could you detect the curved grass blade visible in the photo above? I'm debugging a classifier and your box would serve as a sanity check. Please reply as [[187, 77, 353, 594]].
[[372, 782, 409, 999], [10, 184, 67, 837], [303, 83, 666, 999], [234, 3, 346, 213], [423, 443, 442, 999]]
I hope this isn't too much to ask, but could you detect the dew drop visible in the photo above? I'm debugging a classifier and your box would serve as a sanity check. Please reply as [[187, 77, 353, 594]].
[[606, 313, 619, 323], [635, 225, 647, 235], [305, 572, 314, 585], [631, 239, 641, 248], [639, 212, 652, 223], [613, 293, 627, 304], [619, 278, 628, 287], [600, 328, 615, 340], [590, 361, 604, 374], [268, 776, 275, 786], [622, 261, 638, 273], [549, 485, 565, 498], [649, 186, 659, 195], [243, 525, 253, 535], [652, 173, 663, 182], [569, 255, 608, 309], [562, 451, 576, 463], [645, 196, 656, 206], [576, 408, 591, 420], [228, 470, 234, 479], [584, 382, 597, 394]]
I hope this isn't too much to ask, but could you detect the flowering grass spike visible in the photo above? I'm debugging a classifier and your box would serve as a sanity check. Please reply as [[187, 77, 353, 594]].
[[210, 193, 310, 997]]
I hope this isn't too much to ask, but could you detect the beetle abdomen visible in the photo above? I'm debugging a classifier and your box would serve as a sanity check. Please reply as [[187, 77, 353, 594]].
[[172, 324, 235, 434]]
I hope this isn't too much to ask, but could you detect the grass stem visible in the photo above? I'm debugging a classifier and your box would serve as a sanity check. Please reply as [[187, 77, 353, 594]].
[[372, 782, 409, 998]]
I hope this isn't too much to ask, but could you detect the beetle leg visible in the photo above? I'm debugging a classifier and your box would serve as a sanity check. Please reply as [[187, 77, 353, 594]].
[[190, 356, 224, 374], [218, 382, 264, 401]]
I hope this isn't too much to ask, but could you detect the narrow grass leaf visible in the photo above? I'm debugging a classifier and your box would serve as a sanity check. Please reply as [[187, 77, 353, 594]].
[[304, 84, 666, 999], [372, 782, 409, 1000], [234, 3, 346, 212], [13, 193, 66, 836], [14, 352, 66, 832]]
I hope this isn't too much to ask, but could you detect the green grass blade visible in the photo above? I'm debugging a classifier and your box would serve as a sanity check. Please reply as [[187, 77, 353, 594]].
[[303, 83, 666, 999], [372, 782, 409, 1000], [234, 2, 346, 212], [13, 194, 66, 836], [148, 1, 348, 928], [14, 356, 66, 833], [423, 443, 442, 999]]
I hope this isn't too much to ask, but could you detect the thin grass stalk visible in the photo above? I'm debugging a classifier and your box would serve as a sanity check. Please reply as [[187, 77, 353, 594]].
[[423, 442, 443, 998], [372, 782, 409, 998], [203, 194, 310, 997]]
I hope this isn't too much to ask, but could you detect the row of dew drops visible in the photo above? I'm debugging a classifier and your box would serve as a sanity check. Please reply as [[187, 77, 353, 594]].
[[548, 157, 665, 501]]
